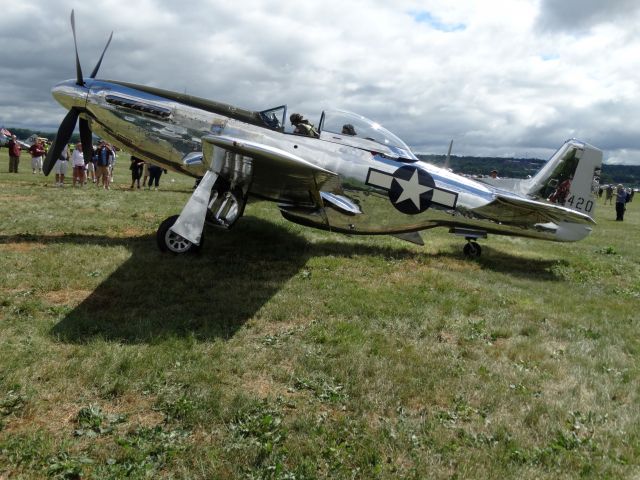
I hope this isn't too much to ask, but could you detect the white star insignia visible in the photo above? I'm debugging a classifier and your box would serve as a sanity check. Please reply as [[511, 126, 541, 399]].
[[394, 170, 432, 209]]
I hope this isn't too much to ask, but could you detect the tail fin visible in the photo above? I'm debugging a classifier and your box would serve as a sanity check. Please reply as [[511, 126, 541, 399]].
[[523, 139, 602, 218]]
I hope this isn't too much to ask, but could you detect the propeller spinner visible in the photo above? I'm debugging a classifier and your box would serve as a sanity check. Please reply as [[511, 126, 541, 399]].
[[43, 10, 113, 175]]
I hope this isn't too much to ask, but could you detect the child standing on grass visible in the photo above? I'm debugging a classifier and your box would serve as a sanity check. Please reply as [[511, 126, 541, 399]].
[[129, 156, 144, 189]]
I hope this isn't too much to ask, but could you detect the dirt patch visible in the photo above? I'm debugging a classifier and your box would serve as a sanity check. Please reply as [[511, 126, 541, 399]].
[[239, 369, 300, 402], [43, 289, 94, 306], [2, 398, 78, 436], [437, 331, 457, 344], [240, 373, 279, 398], [117, 227, 150, 237], [0, 242, 46, 252], [2, 392, 164, 437], [112, 393, 165, 427]]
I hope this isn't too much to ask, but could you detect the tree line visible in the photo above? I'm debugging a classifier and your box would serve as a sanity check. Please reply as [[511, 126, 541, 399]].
[[419, 154, 639, 187]]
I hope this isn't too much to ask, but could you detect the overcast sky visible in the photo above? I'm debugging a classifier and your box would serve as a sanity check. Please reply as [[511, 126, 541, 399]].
[[2, 0, 639, 164]]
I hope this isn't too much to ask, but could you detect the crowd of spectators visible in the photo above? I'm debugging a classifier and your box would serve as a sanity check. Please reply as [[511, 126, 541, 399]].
[[4, 137, 165, 191]]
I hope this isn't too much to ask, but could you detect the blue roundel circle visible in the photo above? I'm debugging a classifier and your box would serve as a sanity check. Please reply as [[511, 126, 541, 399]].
[[388, 166, 436, 214]]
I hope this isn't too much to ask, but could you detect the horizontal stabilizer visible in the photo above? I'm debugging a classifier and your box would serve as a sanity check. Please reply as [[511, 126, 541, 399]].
[[487, 193, 596, 225]]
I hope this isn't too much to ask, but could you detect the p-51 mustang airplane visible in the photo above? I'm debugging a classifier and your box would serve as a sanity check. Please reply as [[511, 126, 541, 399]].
[[44, 12, 602, 257]]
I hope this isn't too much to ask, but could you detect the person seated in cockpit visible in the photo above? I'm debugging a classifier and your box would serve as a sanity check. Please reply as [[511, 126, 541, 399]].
[[290, 113, 319, 137], [341, 123, 356, 136]]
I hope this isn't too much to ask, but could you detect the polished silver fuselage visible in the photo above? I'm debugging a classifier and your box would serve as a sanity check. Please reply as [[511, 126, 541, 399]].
[[53, 78, 599, 243]]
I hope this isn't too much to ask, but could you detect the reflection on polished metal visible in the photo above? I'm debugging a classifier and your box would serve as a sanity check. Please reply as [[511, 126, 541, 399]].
[[46, 11, 604, 257], [171, 170, 219, 245]]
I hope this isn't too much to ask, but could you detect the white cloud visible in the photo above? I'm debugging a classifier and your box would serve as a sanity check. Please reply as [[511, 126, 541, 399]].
[[0, 0, 639, 165]]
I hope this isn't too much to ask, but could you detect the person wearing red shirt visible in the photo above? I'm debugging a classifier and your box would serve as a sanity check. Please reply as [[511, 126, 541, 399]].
[[28, 138, 46, 174], [7, 135, 21, 173]]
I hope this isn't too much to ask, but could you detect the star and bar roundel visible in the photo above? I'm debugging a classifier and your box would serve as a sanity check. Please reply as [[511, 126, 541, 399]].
[[365, 166, 458, 215]]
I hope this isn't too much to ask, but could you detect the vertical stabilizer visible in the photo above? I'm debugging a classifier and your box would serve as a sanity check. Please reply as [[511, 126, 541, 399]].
[[524, 140, 602, 218]]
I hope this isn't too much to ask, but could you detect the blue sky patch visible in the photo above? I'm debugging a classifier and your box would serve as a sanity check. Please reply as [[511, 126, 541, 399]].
[[410, 10, 466, 32], [541, 53, 560, 61]]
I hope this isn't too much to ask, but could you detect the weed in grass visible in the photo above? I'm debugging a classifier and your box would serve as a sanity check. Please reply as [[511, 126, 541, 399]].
[[106, 425, 190, 477], [0, 431, 56, 475], [595, 245, 617, 255], [226, 398, 291, 477], [291, 376, 348, 403], [47, 451, 94, 479], [0, 390, 27, 429], [74, 404, 126, 437]]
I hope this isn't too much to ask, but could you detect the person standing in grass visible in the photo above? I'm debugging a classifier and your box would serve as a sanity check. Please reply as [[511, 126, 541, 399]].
[[53, 144, 70, 187], [141, 161, 149, 188], [85, 143, 96, 184], [108, 144, 117, 185], [28, 138, 45, 174], [605, 185, 614, 204], [129, 155, 144, 189], [95, 141, 113, 190], [7, 135, 21, 173], [71, 143, 85, 187], [147, 164, 164, 190], [615, 184, 628, 221]]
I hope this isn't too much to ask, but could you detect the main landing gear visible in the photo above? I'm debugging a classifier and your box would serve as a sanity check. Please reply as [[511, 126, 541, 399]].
[[463, 239, 482, 258], [156, 163, 248, 254], [157, 215, 202, 254]]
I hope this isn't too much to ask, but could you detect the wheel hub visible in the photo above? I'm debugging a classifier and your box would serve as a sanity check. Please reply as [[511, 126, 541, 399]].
[[165, 229, 193, 253]]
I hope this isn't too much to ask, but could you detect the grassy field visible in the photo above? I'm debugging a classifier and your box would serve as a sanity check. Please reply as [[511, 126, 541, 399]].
[[0, 149, 638, 479]]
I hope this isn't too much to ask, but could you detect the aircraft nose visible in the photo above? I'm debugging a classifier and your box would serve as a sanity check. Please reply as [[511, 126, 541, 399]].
[[51, 79, 88, 111]]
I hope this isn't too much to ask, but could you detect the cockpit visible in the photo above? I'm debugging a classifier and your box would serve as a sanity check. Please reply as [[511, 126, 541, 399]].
[[259, 106, 418, 161]]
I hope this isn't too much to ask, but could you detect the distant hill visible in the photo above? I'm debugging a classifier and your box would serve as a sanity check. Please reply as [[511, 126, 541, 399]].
[[419, 154, 640, 187]]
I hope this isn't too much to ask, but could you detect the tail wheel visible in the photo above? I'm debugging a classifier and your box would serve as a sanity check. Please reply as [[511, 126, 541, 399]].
[[157, 215, 202, 254], [463, 241, 482, 258]]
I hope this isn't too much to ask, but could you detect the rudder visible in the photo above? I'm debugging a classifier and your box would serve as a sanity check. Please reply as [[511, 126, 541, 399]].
[[525, 139, 602, 218]]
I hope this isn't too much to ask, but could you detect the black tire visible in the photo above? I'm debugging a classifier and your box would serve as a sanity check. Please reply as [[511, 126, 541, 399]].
[[156, 215, 203, 254], [463, 241, 481, 258]]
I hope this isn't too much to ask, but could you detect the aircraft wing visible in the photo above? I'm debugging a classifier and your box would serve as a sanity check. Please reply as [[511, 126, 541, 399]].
[[202, 134, 340, 205], [476, 192, 596, 225]]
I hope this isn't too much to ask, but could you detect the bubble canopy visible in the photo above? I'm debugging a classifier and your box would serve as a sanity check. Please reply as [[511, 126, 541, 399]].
[[319, 109, 417, 160]]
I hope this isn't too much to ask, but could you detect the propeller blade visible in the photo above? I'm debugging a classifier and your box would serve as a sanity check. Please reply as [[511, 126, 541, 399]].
[[43, 109, 79, 176], [90, 31, 113, 79], [79, 118, 94, 159], [71, 10, 84, 85]]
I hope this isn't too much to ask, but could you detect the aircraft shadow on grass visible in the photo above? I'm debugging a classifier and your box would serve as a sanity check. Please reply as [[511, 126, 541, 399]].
[[2, 218, 563, 344]]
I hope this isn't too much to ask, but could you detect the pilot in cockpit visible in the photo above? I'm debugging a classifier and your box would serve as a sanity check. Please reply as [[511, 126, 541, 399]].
[[341, 123, 356, 136], [290, 113, 319, 138]]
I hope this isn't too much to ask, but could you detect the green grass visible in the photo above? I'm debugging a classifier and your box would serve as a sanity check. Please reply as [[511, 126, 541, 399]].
[[0, 148, 639, 478]]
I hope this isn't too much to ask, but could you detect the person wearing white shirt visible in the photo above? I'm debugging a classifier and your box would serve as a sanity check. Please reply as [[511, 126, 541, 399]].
[[71, 143, 85, 187], [53, 145, 70, 187]]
